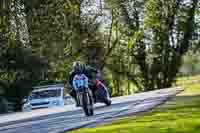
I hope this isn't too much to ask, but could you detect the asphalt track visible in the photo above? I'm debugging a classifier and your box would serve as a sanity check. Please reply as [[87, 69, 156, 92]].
[[0, 87, 183, 133]]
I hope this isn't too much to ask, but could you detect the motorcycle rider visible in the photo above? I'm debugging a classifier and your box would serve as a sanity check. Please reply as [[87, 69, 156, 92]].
[[68, 61, 98, 106]]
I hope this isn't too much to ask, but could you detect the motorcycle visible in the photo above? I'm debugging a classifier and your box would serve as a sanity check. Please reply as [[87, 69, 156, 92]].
[[73, 73, 94, 116], [94, 79, 112, 106]]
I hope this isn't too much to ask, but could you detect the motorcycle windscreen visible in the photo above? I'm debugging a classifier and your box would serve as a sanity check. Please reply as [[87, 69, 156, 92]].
[[72, 74, 89, 91]]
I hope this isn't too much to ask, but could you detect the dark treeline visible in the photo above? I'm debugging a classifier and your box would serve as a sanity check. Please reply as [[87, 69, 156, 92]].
[[0, 0, 199, 111]]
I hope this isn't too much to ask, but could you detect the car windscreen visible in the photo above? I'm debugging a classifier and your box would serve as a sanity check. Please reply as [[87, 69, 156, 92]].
[[30, 89, 61, 100]]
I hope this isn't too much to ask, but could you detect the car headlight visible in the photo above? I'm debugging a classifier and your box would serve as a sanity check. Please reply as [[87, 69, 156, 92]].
[[52, 100, 60, 106]]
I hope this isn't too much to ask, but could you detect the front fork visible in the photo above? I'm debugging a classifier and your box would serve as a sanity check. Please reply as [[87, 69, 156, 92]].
[[76, 89, 93, 106]]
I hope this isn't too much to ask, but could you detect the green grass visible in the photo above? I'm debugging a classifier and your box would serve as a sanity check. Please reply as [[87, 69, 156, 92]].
[[71, 77, 200, 133], [175, 75, 200, 86]]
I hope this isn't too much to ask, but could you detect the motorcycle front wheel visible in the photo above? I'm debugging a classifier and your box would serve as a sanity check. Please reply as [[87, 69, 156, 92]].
[[82, 91, 94, 116]]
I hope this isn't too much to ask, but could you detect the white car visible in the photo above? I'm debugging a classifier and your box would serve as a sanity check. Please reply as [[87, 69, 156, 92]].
[[23, 84, 67, 111]]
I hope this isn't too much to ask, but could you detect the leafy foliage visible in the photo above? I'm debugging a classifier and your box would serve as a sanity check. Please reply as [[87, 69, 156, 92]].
[[105, 0, 199, 91], [0, 0, 199, 112]]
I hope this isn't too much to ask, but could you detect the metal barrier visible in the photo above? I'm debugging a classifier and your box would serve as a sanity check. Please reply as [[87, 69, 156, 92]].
[[6, 101, 15, 113], [0, 97, 20, 114]]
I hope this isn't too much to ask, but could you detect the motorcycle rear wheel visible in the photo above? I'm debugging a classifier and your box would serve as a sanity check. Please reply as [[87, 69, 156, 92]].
[[104, 99, 111, 106]]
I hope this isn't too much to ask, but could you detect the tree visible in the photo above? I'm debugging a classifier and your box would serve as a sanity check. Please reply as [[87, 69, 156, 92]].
[[104, 0, 199, 91], [0, 0, 48, 110]]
